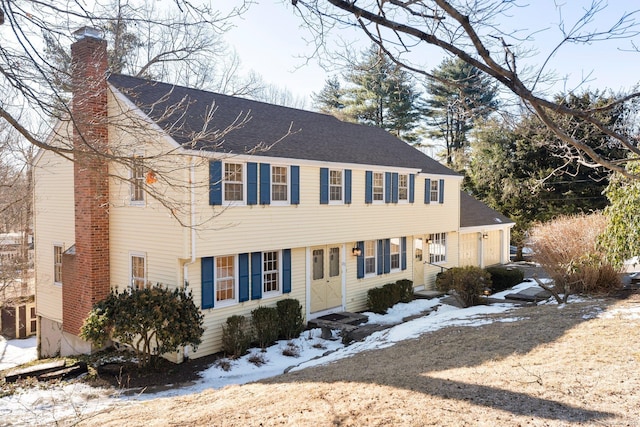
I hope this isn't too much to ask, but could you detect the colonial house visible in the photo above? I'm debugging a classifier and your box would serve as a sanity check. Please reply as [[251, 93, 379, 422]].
[[33, 28, 514, 360]]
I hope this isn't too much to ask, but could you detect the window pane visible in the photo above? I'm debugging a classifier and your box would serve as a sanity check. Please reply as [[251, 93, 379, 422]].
[[364, 241, 376, 274], [329, 170, 343, 201], [131, 255, 146, 289], [390, 238, 400, 270], [399, 175, 408, 200], [224, 163, 243, 201], [430, 180, 439, 202], [313, 249, 324, 280], [429, 233, 447, 263], [415, 238, 423, 261], [263, 251, 279, 292], [272, 166, 288, 201], [131, 158, 144, 202], [54, 245, 63, 283], [373, 173, 384, 201], [329, 247, 340, 277], [216, 256, 235, 302]]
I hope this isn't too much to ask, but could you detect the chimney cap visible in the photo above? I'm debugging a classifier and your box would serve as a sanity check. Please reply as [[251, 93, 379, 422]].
[[73, 26, 103, 41]]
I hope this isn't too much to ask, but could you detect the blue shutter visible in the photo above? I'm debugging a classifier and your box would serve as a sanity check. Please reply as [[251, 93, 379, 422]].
[[377, 240, 384, 275], [260, 163, 271, 205], [283, 249, 292, 293], [201, 257, 214, 309], [291, 166, 300, 205], [401, 237, 407, 270], [345, 169, 352, 204], [320, 168, 329, 204], [384, 238, 391, 274], [239, 253, 250, 302], [365, 171, 373, 204], [209, 161, 222, 205], [385, 172, 392, 203], [356, 241, 365, 279], [251, 252, 262, 300], [425, 178, 431, 204], [247, 162, 258, 205], [439, 179, 445, 204], [392, 173, 399, 203], [409, 174, 415, 203]]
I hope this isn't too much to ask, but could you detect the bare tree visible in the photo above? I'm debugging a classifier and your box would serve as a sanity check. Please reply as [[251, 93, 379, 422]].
[[292, 0, 640, 177]]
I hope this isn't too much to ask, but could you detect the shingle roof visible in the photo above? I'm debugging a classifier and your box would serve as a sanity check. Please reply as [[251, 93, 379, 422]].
[[108, 74, 458, 175], [460, 192, 514, 228]]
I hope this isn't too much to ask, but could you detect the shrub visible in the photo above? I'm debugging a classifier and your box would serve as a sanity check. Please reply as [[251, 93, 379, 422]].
[[80, 284, 204, 368], [221, 315, 252, 359], [435, 266, 492, 307], [366, 279, 415, 314], [530, 213, 622, 303], [251, 306, 280, 350], [485, 266, 524, 292], [276, 298, 305, 340]]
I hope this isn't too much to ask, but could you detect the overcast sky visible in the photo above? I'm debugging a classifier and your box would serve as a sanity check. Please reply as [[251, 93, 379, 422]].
[[223, 0, 640, 105]]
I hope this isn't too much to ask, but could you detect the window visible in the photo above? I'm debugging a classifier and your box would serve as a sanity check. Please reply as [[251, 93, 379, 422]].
[[272, 166, 288, 202], [216, 255, 236, 303], [329, 247, 340, 277], [364, 241, 376, 275], [398, 174, 408, 201], [312, 249, 324, 280], [430, 180, 439, 203], [224, 162, 244, 202], [130, 156, 145, 203], [415, 238, 423, 262], [390, 238, 401, 270], [373, 172, 384, 201], [429, 233, 447, 263], [329, 170, 343, 202], [263, 251, 280, 294], [131, 254, 147, 289], [53, 245, 63, 284]]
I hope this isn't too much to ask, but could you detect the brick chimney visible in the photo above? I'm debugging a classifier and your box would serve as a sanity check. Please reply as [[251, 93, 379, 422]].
[[62, 27, 110, 338]]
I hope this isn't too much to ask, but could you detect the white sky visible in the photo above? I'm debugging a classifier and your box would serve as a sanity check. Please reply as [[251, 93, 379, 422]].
[[223, 0, 640, 105]]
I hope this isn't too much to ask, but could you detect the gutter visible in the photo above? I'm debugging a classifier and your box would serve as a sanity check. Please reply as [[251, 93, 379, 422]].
[[181, 156, 198, 361]]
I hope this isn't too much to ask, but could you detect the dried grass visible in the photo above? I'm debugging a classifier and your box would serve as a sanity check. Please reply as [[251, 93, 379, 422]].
[[75, 293, 640, 427]]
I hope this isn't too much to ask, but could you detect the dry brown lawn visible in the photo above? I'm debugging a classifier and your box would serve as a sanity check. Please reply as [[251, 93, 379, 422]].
[[75, 293, 640, 427]]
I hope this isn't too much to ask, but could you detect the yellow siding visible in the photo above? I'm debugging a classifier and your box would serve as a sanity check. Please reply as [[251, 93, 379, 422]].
[[193, 164, 461, 256], [188, 248, 307, 358], [459, 232, 480, 267], [33, 145, 75, 323], [484, 230, 502, 266]]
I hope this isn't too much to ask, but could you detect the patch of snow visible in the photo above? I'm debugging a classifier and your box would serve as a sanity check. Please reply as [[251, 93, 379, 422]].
[[0, 336, 37, 371], [598, 306, 640, 320]]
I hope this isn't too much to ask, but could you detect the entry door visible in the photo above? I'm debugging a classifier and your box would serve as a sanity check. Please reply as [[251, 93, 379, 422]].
[[413, 237, 425, 287], [311, 246, 343, 313]]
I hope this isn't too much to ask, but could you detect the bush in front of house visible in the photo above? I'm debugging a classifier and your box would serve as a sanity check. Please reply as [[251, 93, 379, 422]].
[[221, 315, 252, 359], [485, 266, 524, 293], [251, 306, 280, 350], [276, 298, 305, 340], [366, 279, 415, 314], [80, 284, 204, 368], [435, 266, 492, 307]]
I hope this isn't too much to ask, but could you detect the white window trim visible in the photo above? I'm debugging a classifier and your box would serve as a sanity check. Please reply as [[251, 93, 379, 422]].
[[262, 250, 282, 299], [223, 161, 246, 205], [214, 255, 239, 307], [430, 180, 439, 204], [53, 242, 64, 286], [271, 165, 290, 206], [398, 174, 409, 204], [129, 252, 147, 290], [428, 233, 447, 264], [390, 237, 401, 272], [329, 169, 345, 205], [129, 152, 145, 206], [364, 240, 377, 277], [372, 172, 385, 204]]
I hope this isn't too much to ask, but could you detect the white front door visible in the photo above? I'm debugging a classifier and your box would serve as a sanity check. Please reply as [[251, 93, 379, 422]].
[[310, 246, 343, 313]]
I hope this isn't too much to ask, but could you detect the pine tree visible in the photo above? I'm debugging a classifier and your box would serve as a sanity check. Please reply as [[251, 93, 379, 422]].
[[424, 57, 498, 167]]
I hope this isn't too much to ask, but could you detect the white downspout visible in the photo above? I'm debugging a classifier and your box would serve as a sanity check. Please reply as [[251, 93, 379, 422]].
[[182, 156, 197, 361]]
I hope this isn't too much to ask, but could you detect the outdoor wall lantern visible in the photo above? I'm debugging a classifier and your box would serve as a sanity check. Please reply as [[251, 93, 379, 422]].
[[352, 247, 362, 257], [482, 232, 489, 239]]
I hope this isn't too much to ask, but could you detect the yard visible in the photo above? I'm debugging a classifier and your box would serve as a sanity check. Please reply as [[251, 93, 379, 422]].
[[74, 289, 640, 426]]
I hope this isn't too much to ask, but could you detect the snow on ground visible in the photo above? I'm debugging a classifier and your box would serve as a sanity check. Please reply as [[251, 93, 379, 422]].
[[1, 282, 576, 425], [0, 336, 37, 371]]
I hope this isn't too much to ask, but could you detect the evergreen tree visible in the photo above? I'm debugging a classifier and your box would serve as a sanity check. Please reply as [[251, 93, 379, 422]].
[[314, 46, 421, 142], [424, 57, 498, 167]]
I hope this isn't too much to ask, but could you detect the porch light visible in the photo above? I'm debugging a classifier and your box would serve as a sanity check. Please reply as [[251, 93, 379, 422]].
[[482, 232, 489, 239], [352, 247, 362, 257]]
